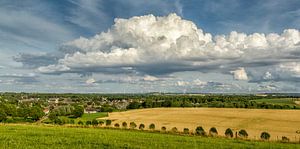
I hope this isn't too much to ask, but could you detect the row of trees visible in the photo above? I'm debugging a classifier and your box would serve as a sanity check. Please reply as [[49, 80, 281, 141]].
[[55, 118, 273, 141], [113, 123, 272, 140]]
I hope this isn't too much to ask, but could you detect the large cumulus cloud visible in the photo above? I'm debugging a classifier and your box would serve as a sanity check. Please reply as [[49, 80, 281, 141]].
[[25, 14, 300, 82]]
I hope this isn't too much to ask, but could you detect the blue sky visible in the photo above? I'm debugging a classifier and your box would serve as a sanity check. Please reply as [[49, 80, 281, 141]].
[[0, 0, 300, 93]]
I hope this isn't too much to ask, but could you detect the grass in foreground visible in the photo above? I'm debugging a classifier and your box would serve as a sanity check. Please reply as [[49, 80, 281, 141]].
[[0, 124, 299, 149]]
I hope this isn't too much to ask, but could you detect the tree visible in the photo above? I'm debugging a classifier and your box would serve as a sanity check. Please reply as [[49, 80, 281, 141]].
[[238, 129, 248, 138], [70, 119, 75, 124], [54, 118, 63, 125], [130, 122, 137, 129], [183, 128, 189, 134], [0, 109, 7, 122], [149, 123, 155, 130], [209, 127, 218, 136], [92, 119, 99, 126], [99, 121, 104, 126], [171, 127, 178, 133], [142, 99, 153, 108], [25, 106, 44, 121], [72, 106, 84, 118], [139, 124, 145, 130], [4, 104, 17, 117], [106, 120, 112, 126], [114, 123, 120, 128], [260, 132, 270, 140], [282, 136, 290, 142], [127, 101, 140, 109], [78, 120, 84, 125], [86, 120, 92, 125], [48, 112, 58, 121], [122, 122, 127, 128], [225, 128, 234, 138], [195, 126, 206, 136]]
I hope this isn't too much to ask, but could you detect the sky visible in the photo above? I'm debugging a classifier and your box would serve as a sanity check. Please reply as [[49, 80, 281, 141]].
[[0, 0, 300, 93]]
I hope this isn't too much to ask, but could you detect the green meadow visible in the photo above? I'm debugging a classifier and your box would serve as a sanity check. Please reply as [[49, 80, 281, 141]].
[[0, 125, 299, 149]]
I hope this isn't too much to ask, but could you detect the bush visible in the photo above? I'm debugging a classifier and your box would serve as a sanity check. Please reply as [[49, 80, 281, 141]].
[[122, 122, 127, 128], [0, 109, 7, 122], [225, 128, 234, 138], [86, 120, 92, 125], [282, 136, 290, 142], [92, 119, 99, 126], [69, 119, 75, 124], [54, 118, 63, 125], [238, 129, 248, 138], [106, 120, 112, 126], [209, 127, 218, 136], [149, 123, 155, 130], [130, 122, 137, 129], [77, 120, 83, 125], [98, 121, 104, 126], [260, 132, 270, 140], [195, 126, 206, 136], [139, 124, 145, 130], [161, 126, 167, 132], [171, 127, 178, 133], [114, 123, 120, 128], [183, 128, 189, 134]]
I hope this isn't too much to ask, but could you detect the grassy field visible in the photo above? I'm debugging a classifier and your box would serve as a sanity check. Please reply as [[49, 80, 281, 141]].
[[101, 108, 300, 142], [48, 112, 108, 124], [76, 112, 108, 122], [0, 124, 299, 149]]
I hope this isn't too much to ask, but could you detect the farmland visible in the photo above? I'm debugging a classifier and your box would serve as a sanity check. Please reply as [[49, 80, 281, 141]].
[[0, 124, 299, 149], [1, 93, 300, 147], [101, 108, 300, 142]]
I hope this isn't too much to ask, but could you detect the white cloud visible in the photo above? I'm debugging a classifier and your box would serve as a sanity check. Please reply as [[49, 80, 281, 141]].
[[231, 67, 248, 80], [37, 13, 300, 84], [192, 79, 208, 86], [38, 64, 70, 74], [263, 71, 273, 80], [86, 78, 96, 85], [279, 62, 300, 77], [143, 75, 159, 81], [258, 84, 278, 91], [176, 81, 190, 86]]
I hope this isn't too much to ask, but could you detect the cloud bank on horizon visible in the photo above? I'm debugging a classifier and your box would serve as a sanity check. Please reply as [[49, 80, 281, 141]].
[[1, 0, 300, 93]]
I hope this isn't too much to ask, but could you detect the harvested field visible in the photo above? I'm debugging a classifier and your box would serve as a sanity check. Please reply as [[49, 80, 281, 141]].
[[100, 108, 300, 141]]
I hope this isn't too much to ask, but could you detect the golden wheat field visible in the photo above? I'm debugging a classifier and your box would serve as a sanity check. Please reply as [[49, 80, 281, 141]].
[[100, 108, 300, 141]]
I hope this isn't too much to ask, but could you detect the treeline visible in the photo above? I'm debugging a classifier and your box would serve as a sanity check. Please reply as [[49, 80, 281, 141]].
[[1, 92, 299, 102], [127, 99, 300, 110], [1, 93, 299, 111]]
